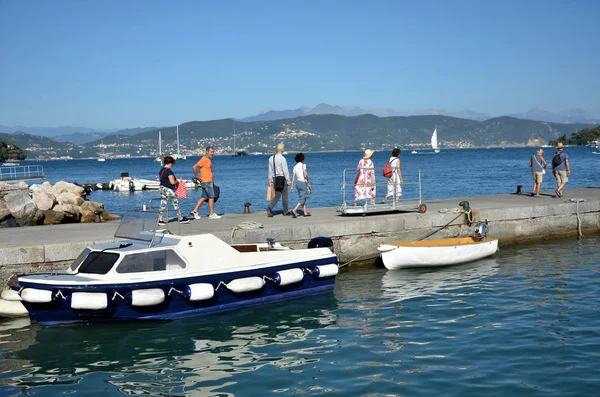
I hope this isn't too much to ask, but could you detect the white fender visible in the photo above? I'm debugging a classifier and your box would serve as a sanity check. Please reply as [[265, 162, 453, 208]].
[[0, 299, 28, 317], [226, 277, 265, 293], [313, 264, 339, 278], [70, 292, 109, 310], [128, 288, 165, 307], [184, 283, 214, 301], [273, 268, 304, 286], [1, 289, 23, 301], [21, 288, 54, 303]]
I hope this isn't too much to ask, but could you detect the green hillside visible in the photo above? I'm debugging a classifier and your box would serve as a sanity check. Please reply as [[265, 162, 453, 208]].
[[0, 137, 26, 162], [1, 115, 594, 160]]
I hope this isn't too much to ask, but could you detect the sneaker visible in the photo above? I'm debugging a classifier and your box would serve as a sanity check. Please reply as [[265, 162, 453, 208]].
[[157, 220, 166, 226], [190, 211, 201, 219], [178, 217, 190, 224], [208, 213, 221, 220], [266, 207, 273, 217]]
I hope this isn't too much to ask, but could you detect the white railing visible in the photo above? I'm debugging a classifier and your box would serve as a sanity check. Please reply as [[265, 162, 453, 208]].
[[0, 165, 45, 181]]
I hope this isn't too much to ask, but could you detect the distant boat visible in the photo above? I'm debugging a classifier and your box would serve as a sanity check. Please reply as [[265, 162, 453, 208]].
[[155, 130, 163, 164], [1, 162, 20, 166], [411, 150, 417, 154], [172, 125, 186, 160], [431, 126, 440, 153], [233, 150, 247, 157], [97, 138, 106, 162]]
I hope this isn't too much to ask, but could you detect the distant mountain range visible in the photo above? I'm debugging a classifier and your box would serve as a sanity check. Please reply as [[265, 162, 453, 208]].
[[241, 103, 599, 124], [0, 104, 597, 144], [1, 114, 589, 160], [0, 125, 158, 144]]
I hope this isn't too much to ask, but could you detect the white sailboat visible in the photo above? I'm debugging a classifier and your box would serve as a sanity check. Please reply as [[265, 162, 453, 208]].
[[97, 138, 106, 162], [172, 125, 186, 160], [155, 130, 163, 164], [431, 126, 440, 153]]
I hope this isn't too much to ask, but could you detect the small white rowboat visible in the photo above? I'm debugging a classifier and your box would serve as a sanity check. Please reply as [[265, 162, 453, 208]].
[[378, 237, 499, 270]]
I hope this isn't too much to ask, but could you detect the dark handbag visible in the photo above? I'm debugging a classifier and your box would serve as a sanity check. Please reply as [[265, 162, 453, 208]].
[[214, 184, 220, 203], [274, 176, 286, 192], [272, 155, 286, 192]]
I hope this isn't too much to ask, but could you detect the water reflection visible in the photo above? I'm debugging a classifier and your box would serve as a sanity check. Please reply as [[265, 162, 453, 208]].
[[0, 294, 338, 396], [381, 259, 500, 304]]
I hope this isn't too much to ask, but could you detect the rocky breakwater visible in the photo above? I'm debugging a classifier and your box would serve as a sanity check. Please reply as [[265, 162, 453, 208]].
[[0, 181, 113, 227]]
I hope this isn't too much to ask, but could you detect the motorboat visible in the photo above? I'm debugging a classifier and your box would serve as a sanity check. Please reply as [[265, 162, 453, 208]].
[[411, 150, 417, 154], [2, 210, 339, 326], [377, 222, 498, 270], [109, 173, 146, 192], [2, 162, 20, 166]]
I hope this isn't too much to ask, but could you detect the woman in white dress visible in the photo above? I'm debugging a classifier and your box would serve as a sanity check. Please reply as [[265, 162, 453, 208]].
[[381, 148, 403, 203], [290, 153, 311, 217], [353, 149, 376, 205]]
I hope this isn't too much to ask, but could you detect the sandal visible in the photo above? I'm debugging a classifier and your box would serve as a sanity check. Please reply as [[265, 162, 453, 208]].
[[303, 213, 311, 217]]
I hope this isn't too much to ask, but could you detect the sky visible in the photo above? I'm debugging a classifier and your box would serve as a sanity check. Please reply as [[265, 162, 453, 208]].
[[1, 0, 599, 129]]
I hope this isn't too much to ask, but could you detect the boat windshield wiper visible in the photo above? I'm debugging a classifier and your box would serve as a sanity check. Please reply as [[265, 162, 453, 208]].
[[101, 243, 133, 252]]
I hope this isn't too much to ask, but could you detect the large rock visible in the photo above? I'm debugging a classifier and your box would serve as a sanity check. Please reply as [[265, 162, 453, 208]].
[[56, 192, 84, 206], [43, 210, 64, 225], [53, 204, 81, 222], [0, 183, 28, 200], [80, 201, 104, 212], [80, 207, 96, 223], [4, 191, 37, 225], [53, 181, 85, 198], [0, 200, 12, 222], [32, 191, 56, 211]]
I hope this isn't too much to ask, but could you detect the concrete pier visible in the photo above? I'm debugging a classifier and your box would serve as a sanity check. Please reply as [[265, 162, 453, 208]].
[[1, 188, 599, 283]]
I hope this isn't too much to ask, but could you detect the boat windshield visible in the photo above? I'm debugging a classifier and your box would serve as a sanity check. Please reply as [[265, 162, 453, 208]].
[[69, 248, 91, 272], [78, 252, 120, 275]]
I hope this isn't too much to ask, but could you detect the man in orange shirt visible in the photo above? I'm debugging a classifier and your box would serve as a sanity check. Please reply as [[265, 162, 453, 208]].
[[191, 146, 221, 219]]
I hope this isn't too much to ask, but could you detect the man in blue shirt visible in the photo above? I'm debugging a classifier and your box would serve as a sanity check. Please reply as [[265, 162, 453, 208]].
[[551, 142, 571, 198]]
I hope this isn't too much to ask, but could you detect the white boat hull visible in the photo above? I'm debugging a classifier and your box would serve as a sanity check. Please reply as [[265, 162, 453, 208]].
[[378, 237, 498, 269], [109, 179, 146, 191]]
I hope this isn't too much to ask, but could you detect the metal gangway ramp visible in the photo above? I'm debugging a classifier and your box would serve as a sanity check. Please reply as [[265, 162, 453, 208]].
[[340, 165, 427, 216], [0, 165, 45, 182]]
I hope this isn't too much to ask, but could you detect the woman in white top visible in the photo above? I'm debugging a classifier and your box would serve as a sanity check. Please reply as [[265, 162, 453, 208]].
[[290, 153, 311, 217], [381, 148, 403, 203]]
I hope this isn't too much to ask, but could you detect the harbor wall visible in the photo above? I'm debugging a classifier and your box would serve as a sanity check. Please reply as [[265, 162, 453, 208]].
[[0, 189, 599, 284]]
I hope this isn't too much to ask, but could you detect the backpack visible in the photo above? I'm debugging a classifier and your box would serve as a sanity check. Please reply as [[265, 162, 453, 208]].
[[382, 160, 393, 178], [552, 152, 563, 168]]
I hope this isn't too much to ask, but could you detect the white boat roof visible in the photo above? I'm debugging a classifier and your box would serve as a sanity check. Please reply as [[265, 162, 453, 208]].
[[20, 233, 336, 286]]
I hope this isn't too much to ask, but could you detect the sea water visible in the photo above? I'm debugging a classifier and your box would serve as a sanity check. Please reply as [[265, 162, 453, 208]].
[[34, 146, 599, 216], [0, 236, 599, 396]]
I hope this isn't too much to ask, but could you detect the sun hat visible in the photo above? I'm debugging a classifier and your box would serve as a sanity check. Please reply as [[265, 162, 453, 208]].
[[556, 142, 564, 148], [363, 149, 374, 159], [276, 143, 285, 152]]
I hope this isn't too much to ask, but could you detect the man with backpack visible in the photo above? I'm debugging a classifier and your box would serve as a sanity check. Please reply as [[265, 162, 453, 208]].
[[551, 142, 570, 198]]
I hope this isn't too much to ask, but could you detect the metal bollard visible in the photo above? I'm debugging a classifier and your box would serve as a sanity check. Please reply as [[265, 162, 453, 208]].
[[94, 210, 102, 223], [244, 202, 251, 214]]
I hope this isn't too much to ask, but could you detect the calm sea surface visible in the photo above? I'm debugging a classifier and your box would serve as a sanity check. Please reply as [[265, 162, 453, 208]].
[[0, 236, 599, 396], [1, 147, 598, 396], [30, 146, 599, 215]]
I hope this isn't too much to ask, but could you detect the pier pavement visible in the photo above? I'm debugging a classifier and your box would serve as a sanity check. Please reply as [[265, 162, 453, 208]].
[[0, 188, 599, 281]]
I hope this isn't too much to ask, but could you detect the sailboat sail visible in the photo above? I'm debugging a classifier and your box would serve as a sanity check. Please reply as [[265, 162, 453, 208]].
[[173, 125, 186, 160], [155, 130, 163, 163], [431, 127, 440, 153]]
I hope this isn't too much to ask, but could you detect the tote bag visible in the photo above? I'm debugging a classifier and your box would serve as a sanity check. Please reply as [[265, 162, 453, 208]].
[[176, 182, 187, 199], [266, 185, 275, 201]]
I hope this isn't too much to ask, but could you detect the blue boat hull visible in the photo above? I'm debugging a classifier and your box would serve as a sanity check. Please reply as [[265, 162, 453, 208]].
[[18, 258, 338, 326]]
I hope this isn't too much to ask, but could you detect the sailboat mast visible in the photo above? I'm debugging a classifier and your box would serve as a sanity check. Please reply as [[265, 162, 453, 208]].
[[176, 125, 180, 155], [233, 120, 236, 154]]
